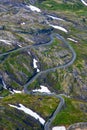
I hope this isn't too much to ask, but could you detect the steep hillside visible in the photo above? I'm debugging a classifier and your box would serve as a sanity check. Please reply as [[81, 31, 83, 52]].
[[0, 0, 87, 130]]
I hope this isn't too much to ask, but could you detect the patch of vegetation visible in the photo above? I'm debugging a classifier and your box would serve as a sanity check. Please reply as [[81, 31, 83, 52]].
[[31, 37, 72, 70], [36, 0, 86, 12], [52, 97, 87, 127], [2, 94, 59, 118], [0, 51, 34, 87], [0, 94, 59, 130], [28, 80, 40, 90], [0, 43, 14, 54], [0, 89, 10, 97]]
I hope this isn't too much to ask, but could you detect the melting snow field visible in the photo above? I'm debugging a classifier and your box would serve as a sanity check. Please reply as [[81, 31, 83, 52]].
[[21, 22, 25, 25], [0, 39, 11, 45], [47, 15, 65, 21], [2, 80, 22, 94], [49, 24, 68, 33], [17, 44, 22, 47], [33, 85, 51, 93], [26, 5, 41, 12], [33, 58, 40, 72], [28, 51, 31, 55], [52, 126, 66, 130], [33, 59, 38, 68], [10, 89, 22, 94], [37, 68, 40, 72], [81, 0, 87, 6], [67, 38, 78, 43], [9, 104, 45, 125], [2, 80, 7, 89]]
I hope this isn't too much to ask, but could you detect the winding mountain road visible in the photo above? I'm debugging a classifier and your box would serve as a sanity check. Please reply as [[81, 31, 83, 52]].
[[44, 94, 65, 130], [0, 32, 76, 130], [23, 33, 76, 92]]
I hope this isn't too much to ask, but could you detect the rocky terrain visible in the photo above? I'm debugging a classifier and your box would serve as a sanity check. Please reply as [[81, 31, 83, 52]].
[[0, 0, 87, 130]]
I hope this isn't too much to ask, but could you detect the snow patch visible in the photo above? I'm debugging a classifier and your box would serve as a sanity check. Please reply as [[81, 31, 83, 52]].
[[0, 39, 11, 45], [17, 44, 22, 47], [21, 22, 25, 25], [47, 15, 65, 21], [33, 58, 40, 72], [49, 24, 68, 33], [81, 0, 87, 6], [33, 58, 38, 68], [11, 89, 22, 94], [33, 85, 51, 93], [52, 126, 66, 130], [26, 5, 41, 12], [2, 80, 22, 94], [67, 38, 78, 43], [9, 103, 45, 125], [28, 51, 31, 55], [37, 68, 40, 72], [2, 80, 7, 89]]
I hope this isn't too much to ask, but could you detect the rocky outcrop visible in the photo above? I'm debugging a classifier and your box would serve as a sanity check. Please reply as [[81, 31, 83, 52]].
[[0, 0, 24, 3], [29, 0, 37, 4], [67, 122, 87, 130], [0, 0, 40, 5]]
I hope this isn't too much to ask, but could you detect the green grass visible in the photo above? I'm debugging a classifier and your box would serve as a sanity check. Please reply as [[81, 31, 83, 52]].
[[28, 80, 40, 90], [52, 98, 87, 127], [0, 0, 87, 129], [0, 51, 34, 86], [0, 89, 10, 97], [68, 40, 87, 70], [0, 94, 59, 130], [31, 37, 71, 71], [2, 94, 59, 119], [0, 44, 14, 54], [36, 0, 87, 12]]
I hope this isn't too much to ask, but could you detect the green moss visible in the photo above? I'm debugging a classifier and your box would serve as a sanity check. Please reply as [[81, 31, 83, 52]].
[[28, 80, 40, 90], [0, 93, 60, 129], [1, 94, 59, 119], [0, 51, 34, 85], [52, 98, 87, 126], [36, 0, 86, 12], [0, 89, 10, 97], [68, 40, 87, 69]]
